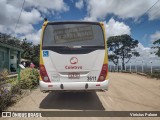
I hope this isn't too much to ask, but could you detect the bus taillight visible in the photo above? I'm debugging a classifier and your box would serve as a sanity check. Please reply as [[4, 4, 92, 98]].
[[98, 64, 108, 82], [40, 64, 51, 82]]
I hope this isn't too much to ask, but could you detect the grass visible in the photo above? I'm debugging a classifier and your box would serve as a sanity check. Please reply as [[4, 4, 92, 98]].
[[146, 72, 160, 79]]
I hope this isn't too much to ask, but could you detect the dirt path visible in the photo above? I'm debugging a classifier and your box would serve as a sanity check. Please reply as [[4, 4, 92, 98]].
[[1, 72, 160, 120]]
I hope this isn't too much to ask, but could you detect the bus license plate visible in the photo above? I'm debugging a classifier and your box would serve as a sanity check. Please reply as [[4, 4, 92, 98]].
[[68, 73, 80, 79]]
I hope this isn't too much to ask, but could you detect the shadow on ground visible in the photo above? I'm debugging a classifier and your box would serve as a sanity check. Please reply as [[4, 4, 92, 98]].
[[39, 91, 105, 110]]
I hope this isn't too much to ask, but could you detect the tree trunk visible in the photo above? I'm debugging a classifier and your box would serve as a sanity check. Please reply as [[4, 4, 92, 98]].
[[122, 57, 125, 70], [117, 58, 119, 72]]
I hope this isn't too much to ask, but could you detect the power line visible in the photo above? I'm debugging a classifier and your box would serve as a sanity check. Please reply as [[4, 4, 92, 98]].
[[14, 0, 25, 32], [148, 2, 160, 19], [130, 0, 160, 28], [142, 0, 160, 16]]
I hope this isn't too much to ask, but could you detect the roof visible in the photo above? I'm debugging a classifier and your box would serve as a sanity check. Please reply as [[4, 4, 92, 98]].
[[47, 21, 102, 25], [0, 42, 23, 52]]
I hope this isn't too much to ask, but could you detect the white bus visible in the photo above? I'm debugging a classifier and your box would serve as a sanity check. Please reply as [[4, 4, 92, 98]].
[[39, 19, 109, 92]]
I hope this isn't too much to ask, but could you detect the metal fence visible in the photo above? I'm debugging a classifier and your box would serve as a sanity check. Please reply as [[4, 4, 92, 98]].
[[109, 59, 160, 74]]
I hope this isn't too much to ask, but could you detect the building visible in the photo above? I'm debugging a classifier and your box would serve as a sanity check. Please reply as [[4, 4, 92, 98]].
[[0, 33, 23, 72]]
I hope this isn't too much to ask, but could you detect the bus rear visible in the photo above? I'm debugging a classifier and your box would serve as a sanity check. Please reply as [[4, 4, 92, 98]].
[[39, 20, 109, 92]]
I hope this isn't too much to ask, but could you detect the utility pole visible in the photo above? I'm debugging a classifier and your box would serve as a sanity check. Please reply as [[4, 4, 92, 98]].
[[142, 60, 144, 73], [135, 61, 137, 73], [130, 62, 131, 72], [150, 61, 152, 74]]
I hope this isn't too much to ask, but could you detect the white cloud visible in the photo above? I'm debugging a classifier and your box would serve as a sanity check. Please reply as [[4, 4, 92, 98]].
[[133, 43, 160, 65], [136, 43, 152, 57], [15, 24, 35, 34], [0, 25, 13, 35], [84, 0, 112, 21], [0, 1, 43, 26], [23, 29, 42, 44], [84, 0, 159, 21], [105, 18, 131, 37], [150, 31, 160, 42], [0, 0, 20, 25], [0, 0, 69, 44], [75, 0, 84, 10], [25, 0, 69, 14], [19, 9, 43, 25]]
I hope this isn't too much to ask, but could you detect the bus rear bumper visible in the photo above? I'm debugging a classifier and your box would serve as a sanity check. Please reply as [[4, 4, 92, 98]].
[[39, 80, 109, 92]]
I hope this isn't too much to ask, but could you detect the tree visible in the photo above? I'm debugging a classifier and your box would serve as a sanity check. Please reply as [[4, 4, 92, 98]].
[[21, 38, 33, 60], [107, 34, 140, 70], [0, 32, 21, 46], [21, 38, 40, 67], [152, 39, 160, 57], [0, 32, 40, 67], [31, 44, 40, 67]]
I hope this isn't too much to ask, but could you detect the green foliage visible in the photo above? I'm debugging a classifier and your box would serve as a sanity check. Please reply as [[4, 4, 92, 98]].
[[107, 34, 140, 70], [20, 68, 39, 89], [21, 39, 40, 67], [0, 32, 21, 48], [0, 67, 39, 110], [150, 72, 160, 79], [0, 33, 40, 67], [0, 78, 20, 111], [11, 79, 21, 95], [152, 39, 160, 57], [0, 85, 12, 111], [0, 69, 9, 82]]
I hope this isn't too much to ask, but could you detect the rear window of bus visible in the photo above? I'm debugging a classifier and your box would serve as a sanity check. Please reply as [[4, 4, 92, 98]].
[[43, 23, 105, 47]]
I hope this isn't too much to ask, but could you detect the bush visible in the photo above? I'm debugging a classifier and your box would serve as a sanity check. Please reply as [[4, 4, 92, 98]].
[[0, 69, 9, 84], [0, 83, 12, 111], [0, 69, 12, 110], [150, 72, 160, 79], [0, 78, 22, 111], [0, 68, 39, 110], [11, 79, 21, 95], [20, 68, 39, 89]]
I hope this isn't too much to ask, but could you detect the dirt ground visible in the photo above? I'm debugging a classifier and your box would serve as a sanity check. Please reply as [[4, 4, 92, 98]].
[[1, 72, 160, 120]]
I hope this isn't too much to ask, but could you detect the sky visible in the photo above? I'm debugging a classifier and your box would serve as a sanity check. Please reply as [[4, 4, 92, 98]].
[[0, 0, 160, 65]]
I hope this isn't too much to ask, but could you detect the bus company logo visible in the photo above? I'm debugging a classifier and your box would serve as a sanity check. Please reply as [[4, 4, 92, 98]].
[[65, 57, 82, 69], [65, 65, 82, 69], [70, 57, 78, 64]]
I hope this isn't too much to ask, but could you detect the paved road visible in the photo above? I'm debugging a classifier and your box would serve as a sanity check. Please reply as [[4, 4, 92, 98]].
[[2, 72, 160, 120]]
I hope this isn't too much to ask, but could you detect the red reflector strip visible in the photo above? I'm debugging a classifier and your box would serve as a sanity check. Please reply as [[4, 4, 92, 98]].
[[48, 85, 53, 87], [96, 84, 101, 86]]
